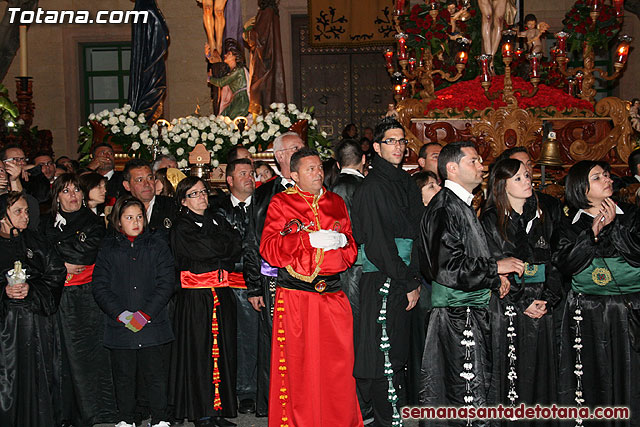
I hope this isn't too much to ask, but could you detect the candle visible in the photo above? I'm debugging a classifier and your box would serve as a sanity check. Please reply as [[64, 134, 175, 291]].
[[528, 52, 541, 78], [567, 77, 576, 97], [575, 71, 584, 93], [429, 0, 438, 10], [394, 0, 406, 16], [515, 48, 524, 58], [502, 42, 513, 58], [396, 33, 407, 60], [456, 51, 468, 65], [615, 35, 632, 64], [555, 31, 568, 54], [613, 0, 624, 18], [384, 49, 394, 68], [19, 25, 27, 77], [408, 57, 416, 71], [590, 0, 602, 12], [477, 54, 492, 83]]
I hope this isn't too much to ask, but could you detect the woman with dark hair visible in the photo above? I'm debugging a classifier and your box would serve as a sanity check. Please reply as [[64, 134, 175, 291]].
[[254, 160, 275, 184], [412, 170, 441, 207], [0, 191, 66, 427], [169, 176, 242, 427], [322, 157, 340, 188], [555, 160, 640, 421], [154, 167, 175, 197], [41, 173, 117, 426], [208, 38, 249, 118], [342, 123, 358, 140], [79, 172, 107, 216], [480, 158, 562, 416], [92, 195, 175, 427]]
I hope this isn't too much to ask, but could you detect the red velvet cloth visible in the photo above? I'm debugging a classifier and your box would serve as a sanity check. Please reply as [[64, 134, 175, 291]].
[[179, 270, 228, 288], [259, 187, 357, 281], [64, 264, 95, 287], [227, 271, 246, 289], [268, 287, 363, 427]]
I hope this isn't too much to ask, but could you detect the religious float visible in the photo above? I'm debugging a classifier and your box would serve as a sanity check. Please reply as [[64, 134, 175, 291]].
[[66, 0, 639, 199], [387, 0, 638, 202]]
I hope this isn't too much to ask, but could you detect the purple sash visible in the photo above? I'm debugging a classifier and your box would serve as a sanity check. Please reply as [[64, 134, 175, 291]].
[[260, 258, 278, 277]]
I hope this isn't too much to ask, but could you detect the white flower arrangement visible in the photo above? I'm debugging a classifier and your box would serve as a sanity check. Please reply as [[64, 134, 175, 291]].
[[79, 103, 333, 166], [78, 104, 153, 163]]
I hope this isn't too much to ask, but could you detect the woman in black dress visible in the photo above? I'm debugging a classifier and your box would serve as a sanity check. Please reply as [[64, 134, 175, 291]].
[[41, 173, 117, 426], [169, 176, 242, 427], [555, 160, 640, 426], [480, 158, 562, 421], [0, 192, 66, 427]]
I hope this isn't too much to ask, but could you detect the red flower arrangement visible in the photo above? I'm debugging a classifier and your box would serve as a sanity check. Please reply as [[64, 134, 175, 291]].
[[424, 75, 595, 113], [562, 0, 622, 53], [403, 3, 476, 55]]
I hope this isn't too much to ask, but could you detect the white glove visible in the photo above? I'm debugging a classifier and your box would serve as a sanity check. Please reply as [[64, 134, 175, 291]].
[[308, 230, 348, 251]]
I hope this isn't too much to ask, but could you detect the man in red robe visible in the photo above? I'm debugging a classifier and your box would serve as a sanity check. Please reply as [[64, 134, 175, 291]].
[[260, 147, 363, 427]]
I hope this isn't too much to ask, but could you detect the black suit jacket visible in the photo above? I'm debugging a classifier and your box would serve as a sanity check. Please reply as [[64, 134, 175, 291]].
[[210, 194, 251, 273], [148, 195, 178, 235], [330, 171, 364, 215], [106, 170, 125, 201]]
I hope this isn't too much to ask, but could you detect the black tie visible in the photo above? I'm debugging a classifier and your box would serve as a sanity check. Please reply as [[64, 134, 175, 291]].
[[236, 202, 248, 227], [284, 183, 293, 189]]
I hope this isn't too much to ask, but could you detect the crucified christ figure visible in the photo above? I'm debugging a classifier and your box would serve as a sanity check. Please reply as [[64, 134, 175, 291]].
[[478, 0, 516, 65], [201, 0, 227, 62]]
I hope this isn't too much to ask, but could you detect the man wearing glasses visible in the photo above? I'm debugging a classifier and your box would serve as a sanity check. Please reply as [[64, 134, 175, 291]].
[[351, 117, 424, 426], [244, 131, 304, 417], [0, 145, 47, 227]]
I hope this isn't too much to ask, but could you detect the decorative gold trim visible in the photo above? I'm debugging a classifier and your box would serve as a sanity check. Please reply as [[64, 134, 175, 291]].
[[524, 262, 539, 277], [567, 97, 630, 162], [470, 107, 543, 159], [591, 267, 612, 286]]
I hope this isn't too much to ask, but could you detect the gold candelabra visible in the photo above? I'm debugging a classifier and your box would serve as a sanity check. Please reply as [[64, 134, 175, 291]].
[[385, 2, 471, 103], [477, 31, 541, 109], [553, 1, 631, 103]]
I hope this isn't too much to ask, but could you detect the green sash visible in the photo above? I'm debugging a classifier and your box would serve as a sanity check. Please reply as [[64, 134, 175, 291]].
[[516, 263, 546, 284], [359, 238, 412, 273], [572, 257, 640, 295], [431, 281, 491, 308]]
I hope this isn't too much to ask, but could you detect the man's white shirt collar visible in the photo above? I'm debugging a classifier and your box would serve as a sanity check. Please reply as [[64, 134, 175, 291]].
[[340, 168, 364, 178], [444, 180, 474, 206], [572, 205, 624, 224], [146, 196, 156, 221], [104, 169, 114, 180], [635, 174, 640, 183], [230, 194, 252, 208]]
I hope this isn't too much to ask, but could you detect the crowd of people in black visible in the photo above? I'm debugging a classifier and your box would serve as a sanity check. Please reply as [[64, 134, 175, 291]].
[[1, 115, 640, 427]]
